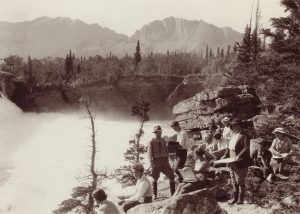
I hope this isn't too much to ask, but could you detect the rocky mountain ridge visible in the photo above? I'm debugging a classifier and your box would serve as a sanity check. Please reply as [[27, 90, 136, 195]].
[[0, 16, 242, 58]]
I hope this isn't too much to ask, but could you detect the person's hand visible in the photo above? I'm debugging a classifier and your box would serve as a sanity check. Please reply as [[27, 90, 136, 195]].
[[118, 200, 125, 206], [235, 155, 242, 161], [118, 196, 126, 200]]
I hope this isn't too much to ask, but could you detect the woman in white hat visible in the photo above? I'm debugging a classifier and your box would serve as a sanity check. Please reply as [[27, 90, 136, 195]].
[[221, 117, 234, 148], [269, 127, 293, 175]]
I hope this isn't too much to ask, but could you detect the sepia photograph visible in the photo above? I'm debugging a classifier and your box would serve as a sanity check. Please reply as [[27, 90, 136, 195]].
[[0, 0, 299, 213]]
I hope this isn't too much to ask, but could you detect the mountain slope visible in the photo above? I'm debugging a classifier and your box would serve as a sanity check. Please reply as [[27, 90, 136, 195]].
[[0, 16, 242, 58], [0, 17, 128, 58], [112, 17, 242, 55]]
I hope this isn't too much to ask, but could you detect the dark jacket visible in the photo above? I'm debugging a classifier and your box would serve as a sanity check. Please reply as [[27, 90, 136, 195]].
[[224, 131, 251, 168]]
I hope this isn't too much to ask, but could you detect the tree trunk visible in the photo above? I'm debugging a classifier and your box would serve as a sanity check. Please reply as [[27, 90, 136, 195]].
[[84, 102, 98, 212], [136, 120, 144, 163]]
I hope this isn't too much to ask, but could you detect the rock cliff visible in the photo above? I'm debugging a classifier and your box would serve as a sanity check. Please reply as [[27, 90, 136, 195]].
[[173, 85, 261, 130]]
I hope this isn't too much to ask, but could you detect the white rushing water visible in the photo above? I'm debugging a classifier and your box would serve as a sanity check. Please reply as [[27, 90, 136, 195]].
[[0, 97, 173, 214]]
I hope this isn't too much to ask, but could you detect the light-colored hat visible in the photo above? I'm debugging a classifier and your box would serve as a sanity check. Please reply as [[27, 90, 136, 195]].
[[221, 117, 230, 122], [272, 127, 286, 134], [153, 125, 163, 133]]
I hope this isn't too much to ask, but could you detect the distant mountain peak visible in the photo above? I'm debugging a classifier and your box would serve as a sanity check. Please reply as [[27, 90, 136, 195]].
[[0, 16, 242, 58]]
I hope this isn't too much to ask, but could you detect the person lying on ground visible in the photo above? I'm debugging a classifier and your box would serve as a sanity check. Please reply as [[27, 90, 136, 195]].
[[269, 127, 293, 175], [250, 138, 273, 182], [93, 189, 120, 214], [118, 163, 153, 213], [173, 147, 210, 196]]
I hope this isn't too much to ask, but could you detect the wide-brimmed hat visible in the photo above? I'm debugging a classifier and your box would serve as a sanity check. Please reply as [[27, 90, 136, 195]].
[[221, 117, 230, 123], [230, 118, 245, 125], [153, 125, 163, 133], [170, 121, 180, 128], [272, 127, 286, 134], [257, 138, 272, 145]]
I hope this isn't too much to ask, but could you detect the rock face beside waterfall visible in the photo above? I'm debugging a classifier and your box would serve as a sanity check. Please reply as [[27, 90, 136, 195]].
[[173, 85, 261, 130]]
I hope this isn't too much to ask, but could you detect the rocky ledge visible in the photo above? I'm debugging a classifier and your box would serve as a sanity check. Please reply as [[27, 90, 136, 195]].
[[172, 85, 261, 130]]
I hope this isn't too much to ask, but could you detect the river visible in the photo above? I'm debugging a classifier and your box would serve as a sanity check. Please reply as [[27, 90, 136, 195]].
[[0, 97, 173, 214]]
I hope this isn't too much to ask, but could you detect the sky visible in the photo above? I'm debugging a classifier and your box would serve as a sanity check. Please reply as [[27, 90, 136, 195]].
[[0, 0, 285, 36]]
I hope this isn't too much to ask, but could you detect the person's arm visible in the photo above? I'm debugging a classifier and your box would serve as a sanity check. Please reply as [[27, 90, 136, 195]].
[[269, 139, 281, 156], [97, 204, 108, 214], [125, 180, 149, 202], [147, 140, 153, 167], [194, 161, 210, 173]]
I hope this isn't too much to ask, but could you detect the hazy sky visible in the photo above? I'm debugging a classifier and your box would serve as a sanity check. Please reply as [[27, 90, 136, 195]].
[[0, 0, 285, 36]]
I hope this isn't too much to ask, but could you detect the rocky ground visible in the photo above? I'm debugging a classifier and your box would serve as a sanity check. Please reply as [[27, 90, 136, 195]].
[[126, 147, 300, 214]]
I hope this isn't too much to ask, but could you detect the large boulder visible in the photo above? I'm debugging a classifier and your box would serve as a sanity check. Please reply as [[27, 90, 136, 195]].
[[173, 85, 261, 130], [127, 188, 225, 214]]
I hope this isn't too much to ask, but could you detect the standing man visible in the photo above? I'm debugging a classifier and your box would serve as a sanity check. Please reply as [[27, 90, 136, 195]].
[[148, 125, 176, 199], [171, 121, 190, 152], [118, 163, 153, 213]]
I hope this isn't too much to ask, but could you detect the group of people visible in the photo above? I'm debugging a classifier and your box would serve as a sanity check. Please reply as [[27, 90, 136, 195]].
[[92, 117, 294, 213]]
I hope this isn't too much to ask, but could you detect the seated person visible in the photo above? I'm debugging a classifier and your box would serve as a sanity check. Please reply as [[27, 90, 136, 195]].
[[118, 163, 152, 213], [173, 148, 210, 196], [269, 128, 293, 175], [168, 141, 187, 182], [251, 139, 273, 181], [200, 134, 218, 154], [92, 189, 120, 214], [211, 132, 227, 160]]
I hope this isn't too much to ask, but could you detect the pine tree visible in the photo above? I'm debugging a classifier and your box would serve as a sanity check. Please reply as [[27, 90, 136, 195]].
[[237, 25, 252, 63], [209, 49, 214, 57], [226, 45, 231, 57], [205, 45, 209, 62], [217, 46, 220, 56], [263, 0, 300, 61], [134, 40, 142, 70], [251, 0, 262, 62], [221, 49, 224, 58]]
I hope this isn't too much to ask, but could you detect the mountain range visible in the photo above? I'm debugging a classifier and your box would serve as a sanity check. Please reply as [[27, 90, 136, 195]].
[[0, 16, 242, 58]]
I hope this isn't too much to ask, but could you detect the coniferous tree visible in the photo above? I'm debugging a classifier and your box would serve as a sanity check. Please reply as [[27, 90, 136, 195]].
[[226, 45, 231, 57], [209, 49, 214, 57], [263, 0, 300, 61], [217, 46, 220, 56], [134, 40, 142, 70], [205, 45, 209, 62], [237, 25, 252, 63], [251, 0, 262, 62], [221, 49, 224, 58]]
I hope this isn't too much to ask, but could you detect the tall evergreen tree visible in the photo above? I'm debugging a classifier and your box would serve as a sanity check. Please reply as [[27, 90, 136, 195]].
[[263, 0, 300, 61], [134, 40, 142, 70], [237, 25, 252, 63], [251, 0, 262, 62], [226, 45, 231, 57], [217, 46, 220, 56]]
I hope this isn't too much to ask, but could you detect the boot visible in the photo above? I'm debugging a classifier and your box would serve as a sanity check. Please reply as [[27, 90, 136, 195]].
[[152, 181, 158, 199], [236, 185, 245, 204], [228, 191, 239, 205], [170, 181, 176, 196]]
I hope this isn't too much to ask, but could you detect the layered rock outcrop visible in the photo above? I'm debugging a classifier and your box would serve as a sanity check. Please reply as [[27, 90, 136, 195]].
[[173, 85, 261, 130], [128, 188, 225, 214]]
